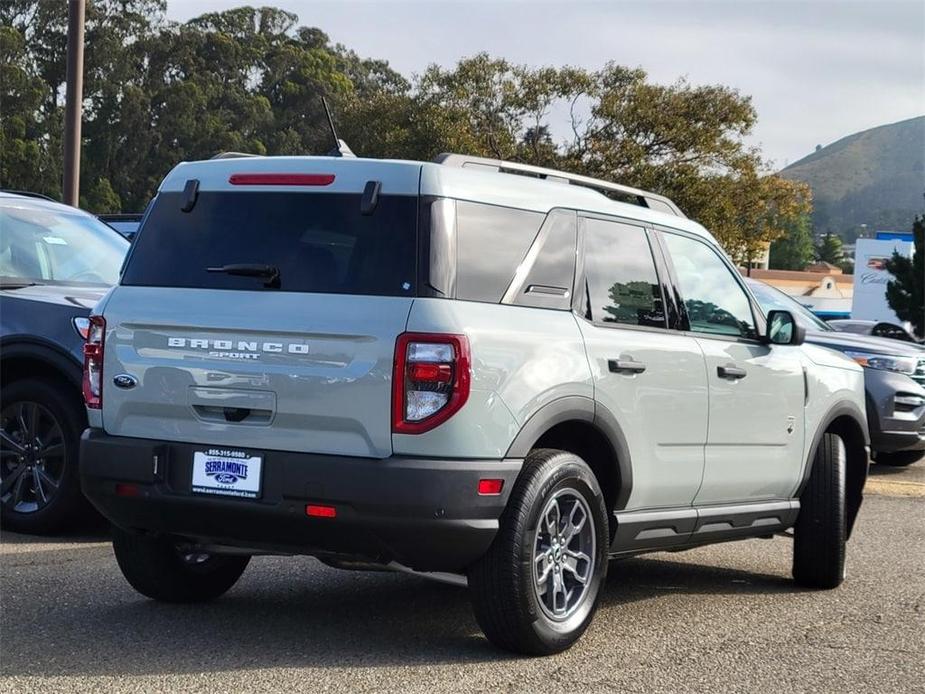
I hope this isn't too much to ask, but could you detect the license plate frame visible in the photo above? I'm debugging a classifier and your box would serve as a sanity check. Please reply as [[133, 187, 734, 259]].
[[191, 448, 263, 499]]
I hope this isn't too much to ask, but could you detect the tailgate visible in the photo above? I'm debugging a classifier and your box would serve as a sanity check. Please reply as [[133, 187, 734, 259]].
[[101, 286, 412, 458]]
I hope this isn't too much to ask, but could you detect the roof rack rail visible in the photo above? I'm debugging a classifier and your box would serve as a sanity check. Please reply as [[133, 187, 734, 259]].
[[211, 151, 260, 160], [434, 153, 685, 218]]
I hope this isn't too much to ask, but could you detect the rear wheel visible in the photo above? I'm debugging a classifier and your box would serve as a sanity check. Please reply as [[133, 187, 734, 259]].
[[875, 450, 924, 467], [793, 433, 847, 589], [0, 378, 88, 534], [468, 449, 608, 655], [112, 526, 250, 602]]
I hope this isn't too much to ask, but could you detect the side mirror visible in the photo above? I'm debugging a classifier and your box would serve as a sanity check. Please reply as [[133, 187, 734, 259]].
[[766, 310, 805, 346]]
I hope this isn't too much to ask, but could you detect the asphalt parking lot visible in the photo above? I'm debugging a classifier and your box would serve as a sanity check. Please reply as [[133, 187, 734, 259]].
[[1, 463, 923, 694]]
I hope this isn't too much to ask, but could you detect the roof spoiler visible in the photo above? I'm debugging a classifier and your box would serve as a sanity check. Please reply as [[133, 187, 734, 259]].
[[434, 153, 685, 218], [211, 152, 260, 160]]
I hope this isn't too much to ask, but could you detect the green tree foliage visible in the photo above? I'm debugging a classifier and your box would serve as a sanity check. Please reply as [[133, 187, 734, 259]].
[[884, 217, 924, 337], [815, 233, 845, 265], [769, 214, 815, 270], [0, 2, 811, 257]]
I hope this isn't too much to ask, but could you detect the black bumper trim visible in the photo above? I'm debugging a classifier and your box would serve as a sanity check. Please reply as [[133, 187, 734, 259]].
[[80, 430, 522, 572]]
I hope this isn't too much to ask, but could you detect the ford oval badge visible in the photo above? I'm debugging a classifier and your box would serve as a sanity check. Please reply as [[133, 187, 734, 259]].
[[113, 374, 138, 389]]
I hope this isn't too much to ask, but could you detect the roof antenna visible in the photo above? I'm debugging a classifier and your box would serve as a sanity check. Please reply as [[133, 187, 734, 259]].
[[321, 97, 356, 158]]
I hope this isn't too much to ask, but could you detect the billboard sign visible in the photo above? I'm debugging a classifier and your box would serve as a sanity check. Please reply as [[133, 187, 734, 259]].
[[851, 238, 914, 323]]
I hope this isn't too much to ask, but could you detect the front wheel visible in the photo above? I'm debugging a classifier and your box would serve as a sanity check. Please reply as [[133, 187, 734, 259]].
[[793, 433, 847, 589], [1, 378, 88, 534], [112, 526, 250, 602], [468, 449, 609, 655]]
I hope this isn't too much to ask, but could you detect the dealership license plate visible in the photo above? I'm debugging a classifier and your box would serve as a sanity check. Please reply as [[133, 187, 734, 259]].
[[191, 449, 262, 499]]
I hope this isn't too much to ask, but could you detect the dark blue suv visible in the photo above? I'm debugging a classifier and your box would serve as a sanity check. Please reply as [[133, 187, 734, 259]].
[[0, 192, 129, 533]]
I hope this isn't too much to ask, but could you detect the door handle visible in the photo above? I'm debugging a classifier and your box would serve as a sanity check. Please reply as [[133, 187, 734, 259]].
[[608, 359, 647, 374], [717, 364, 747, 380]]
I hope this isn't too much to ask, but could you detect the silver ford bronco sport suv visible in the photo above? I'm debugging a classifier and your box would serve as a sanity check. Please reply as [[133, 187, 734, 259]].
[[80, 153, 869, 655]]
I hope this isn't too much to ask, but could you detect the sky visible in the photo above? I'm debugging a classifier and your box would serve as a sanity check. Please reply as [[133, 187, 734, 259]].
[[166, 0, 925, 170]]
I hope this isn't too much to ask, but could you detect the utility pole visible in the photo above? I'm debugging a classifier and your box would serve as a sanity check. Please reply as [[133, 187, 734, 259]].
[[63, 0, 86, 206]]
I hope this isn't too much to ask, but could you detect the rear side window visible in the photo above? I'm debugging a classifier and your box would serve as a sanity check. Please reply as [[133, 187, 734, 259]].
[[456, 201, 544, 302], [121, 192, 417, 296], [582, 218, 666, 328]]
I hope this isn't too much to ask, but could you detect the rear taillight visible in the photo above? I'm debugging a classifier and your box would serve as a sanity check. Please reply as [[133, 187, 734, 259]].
[[82, 315, 105, 409], [392, 333, 470, 434]]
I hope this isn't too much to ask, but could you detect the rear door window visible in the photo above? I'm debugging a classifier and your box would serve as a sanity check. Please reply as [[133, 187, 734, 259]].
[[121, 192, 418, 296]]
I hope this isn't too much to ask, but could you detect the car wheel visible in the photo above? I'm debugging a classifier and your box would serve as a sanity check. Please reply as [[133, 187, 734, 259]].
[[112, 526, 250, 602], [793, 432, 847, 589], [468, 448, 608, 655], [874, 450, 924, 467], [0, 378, 88, 534]]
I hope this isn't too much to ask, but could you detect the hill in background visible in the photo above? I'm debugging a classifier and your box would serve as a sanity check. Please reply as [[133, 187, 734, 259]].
[[779, 115, 925, 238]]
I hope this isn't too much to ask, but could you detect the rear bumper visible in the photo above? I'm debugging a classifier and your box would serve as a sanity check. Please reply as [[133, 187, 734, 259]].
[[80, 430, 522, 572]]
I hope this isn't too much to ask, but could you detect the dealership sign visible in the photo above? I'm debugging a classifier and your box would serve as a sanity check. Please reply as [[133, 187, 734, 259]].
[[851, 238, 914, 323]]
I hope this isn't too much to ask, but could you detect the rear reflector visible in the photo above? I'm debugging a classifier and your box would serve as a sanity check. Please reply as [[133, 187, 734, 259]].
[[115, 483, 140, 497], [306, 504, 337, 518], [228, 173, 335, 186], [478, 479, 504, 496]]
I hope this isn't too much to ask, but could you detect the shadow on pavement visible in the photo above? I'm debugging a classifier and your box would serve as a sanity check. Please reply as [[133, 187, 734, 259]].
[[0, 525, 110, 545], [1, 552, 801, 678]]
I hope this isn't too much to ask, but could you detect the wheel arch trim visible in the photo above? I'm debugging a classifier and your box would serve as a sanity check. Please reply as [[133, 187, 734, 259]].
[[505, 396, 633, 510], [0, 337, 83, 389], [798, 399, 870, 536]]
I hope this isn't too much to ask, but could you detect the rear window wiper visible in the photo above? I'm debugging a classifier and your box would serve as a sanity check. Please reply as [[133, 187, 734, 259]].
[[206, 264, 280, 288]]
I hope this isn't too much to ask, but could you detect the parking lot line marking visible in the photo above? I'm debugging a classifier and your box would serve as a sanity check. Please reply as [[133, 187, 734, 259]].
[[865, 478, 925, 497]]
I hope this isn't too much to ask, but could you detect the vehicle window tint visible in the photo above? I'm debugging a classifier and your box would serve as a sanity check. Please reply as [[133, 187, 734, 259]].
[[582, 218, 665, 328], [121, 192, 417, 296], [662, 232, 757, 339], [512, 209, 577, 310], [456, 201, 544, 302]]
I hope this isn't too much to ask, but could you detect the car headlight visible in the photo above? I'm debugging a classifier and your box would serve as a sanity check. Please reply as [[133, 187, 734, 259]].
[[73, 316, 90, 340], [844, 350, 918, 375]]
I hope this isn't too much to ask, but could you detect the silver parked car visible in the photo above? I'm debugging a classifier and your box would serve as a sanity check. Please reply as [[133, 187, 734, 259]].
[[79, 153, 868, 655]]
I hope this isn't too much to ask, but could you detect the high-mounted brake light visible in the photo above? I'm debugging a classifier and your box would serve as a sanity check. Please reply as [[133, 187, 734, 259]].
[[82, 315, 106, 409], [228, 173, 335, 186], [392, 333, 471, 435]]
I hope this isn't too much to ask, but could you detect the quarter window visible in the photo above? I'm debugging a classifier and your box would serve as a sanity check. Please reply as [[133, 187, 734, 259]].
[[456, 201, 544, 303], [662, 232, 757, 339], [582, 218, 666, 328]]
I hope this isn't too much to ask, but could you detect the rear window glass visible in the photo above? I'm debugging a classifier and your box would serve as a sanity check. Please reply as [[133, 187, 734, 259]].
[[122, 192, 417, 296]]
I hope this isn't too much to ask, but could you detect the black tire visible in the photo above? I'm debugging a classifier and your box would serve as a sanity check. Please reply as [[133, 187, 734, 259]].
[[875, 450, 924, 467], [112, 526, 250, 603], [1, 378, 89, 534], [793, 432, 847, 589], [468, 449, 609, 655]]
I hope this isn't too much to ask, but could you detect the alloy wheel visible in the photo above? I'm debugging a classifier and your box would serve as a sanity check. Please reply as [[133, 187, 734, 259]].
[[532, 488, 596, 620], [0, 401, 67, 514]]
